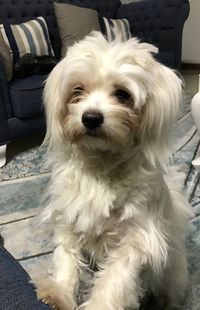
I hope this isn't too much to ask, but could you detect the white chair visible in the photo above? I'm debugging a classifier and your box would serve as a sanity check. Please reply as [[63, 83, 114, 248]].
[[191, 74, 200, 166]]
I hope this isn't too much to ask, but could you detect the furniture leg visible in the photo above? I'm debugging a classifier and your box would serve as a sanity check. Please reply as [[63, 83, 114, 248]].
[[0, 144, 7, 167]]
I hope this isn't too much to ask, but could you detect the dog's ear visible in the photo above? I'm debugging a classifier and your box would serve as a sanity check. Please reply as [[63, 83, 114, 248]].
[[139, 58, 182, 166], [43, 59, 66, 151], [113, 38, 182, 165]]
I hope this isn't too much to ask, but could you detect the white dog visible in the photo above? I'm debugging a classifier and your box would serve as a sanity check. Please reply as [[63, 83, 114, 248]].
[[36, 32, 191, 310]]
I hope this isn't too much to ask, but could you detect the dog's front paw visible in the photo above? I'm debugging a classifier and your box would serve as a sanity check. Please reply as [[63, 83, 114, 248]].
[[34, 278, 75, 310]]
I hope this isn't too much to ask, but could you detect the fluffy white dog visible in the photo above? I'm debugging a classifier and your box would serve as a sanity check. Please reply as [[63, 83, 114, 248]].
[[36, 32, 191, 310]]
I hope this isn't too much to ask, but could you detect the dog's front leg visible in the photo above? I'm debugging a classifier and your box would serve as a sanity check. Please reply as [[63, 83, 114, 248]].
[[81, 246, 143, 310], [36, 242, 81, 310]]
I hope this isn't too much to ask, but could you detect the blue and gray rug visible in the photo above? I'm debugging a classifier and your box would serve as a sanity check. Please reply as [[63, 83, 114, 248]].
[[0, 94, 199, 309]]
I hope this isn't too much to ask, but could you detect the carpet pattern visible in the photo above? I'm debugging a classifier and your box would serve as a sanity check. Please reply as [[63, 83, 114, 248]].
[[0, 94, 200, 309]]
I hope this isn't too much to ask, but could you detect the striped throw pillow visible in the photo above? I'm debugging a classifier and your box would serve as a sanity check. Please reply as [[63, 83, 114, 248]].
[[100, 17, 132, 42], [0, 17, 54, 65]]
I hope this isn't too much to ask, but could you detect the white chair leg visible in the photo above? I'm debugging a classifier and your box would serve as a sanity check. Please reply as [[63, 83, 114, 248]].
[[0, 144, 7, 167], [192, 157, 200, 166], [191, 81, 200, 167]]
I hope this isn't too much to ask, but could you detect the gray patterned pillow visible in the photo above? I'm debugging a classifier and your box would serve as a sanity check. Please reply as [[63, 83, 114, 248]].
[[0, 17, 54, 66], [100, 17, 132, 42], [0, 32, 12, 81]]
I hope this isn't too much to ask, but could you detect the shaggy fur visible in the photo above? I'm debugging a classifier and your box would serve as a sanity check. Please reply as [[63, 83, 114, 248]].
[[36, 32, 191, 310]]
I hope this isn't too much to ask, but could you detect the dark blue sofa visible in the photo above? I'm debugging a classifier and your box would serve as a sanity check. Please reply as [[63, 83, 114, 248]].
[[0, 0, 190, 165], [0, 244, 52, 310]]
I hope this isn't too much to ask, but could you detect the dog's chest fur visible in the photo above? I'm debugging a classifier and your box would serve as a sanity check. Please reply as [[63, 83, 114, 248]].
[[63, 165, 133, 260], [63, 161, 133, 235], [51, 150, 158, 255], [51, 148, 162, 260]]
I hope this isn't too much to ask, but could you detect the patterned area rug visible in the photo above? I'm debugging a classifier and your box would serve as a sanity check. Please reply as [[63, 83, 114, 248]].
[[0, 94, 200, 309]]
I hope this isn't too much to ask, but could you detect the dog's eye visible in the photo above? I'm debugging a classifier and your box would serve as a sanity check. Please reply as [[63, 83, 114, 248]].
[[70, 86, 84, 103], [73, 86, 84, 96], [113, 89, 131, 103]]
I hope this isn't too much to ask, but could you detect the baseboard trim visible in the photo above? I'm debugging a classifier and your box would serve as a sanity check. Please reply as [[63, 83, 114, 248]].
[[182, 63, 200, 70]]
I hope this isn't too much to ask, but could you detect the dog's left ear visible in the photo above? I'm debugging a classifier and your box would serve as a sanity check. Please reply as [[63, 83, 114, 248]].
[[139, 56, 182, 165]]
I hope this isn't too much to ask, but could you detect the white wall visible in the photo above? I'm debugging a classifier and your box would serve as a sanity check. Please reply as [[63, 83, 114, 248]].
[[182, 0, 200, 64]]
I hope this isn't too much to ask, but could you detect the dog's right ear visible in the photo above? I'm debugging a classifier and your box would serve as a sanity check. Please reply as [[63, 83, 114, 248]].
[[139, 61, 182, 166], [43, 59, 66, 151]]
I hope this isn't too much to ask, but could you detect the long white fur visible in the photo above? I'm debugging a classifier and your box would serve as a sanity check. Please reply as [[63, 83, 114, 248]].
[[36, 32, 191, 310]]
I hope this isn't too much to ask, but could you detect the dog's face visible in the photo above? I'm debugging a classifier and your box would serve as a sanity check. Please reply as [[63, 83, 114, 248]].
[[44, 32, 182, 162], [61, 63, 145, 152]]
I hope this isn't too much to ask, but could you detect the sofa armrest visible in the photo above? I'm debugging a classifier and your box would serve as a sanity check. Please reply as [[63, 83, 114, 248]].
[[174, 0, 190, 69], [117, 0, 190, 69], [0, 57, 11, 145]]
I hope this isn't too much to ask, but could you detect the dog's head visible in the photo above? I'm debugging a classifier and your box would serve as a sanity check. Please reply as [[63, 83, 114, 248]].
[[44, 32, 182, 164]]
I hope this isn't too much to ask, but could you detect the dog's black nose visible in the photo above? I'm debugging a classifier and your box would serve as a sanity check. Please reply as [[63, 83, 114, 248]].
[[82, 111, 104, 130]]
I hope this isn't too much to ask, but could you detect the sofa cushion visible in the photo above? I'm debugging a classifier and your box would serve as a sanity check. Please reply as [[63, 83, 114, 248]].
[[0, 17, 54, 65], [0, 32, 12, 81], [54, 3, 101, 57], [54, 2, 132, 56], [9, 74, 47, 118], [155, 52, 175, 69], [116, 0, 182, 69]]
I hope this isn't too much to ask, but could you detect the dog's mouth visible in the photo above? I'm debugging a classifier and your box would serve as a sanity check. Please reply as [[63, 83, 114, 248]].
[[85, 128, 100, 137]]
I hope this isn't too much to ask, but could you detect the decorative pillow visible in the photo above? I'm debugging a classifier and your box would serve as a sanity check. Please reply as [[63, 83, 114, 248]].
[[0, 17, 54, 66], [54, 3, 101, 57], [54, 3, 132, 57], [0, 32, 12, 81], [100, 17, 132, 42]]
